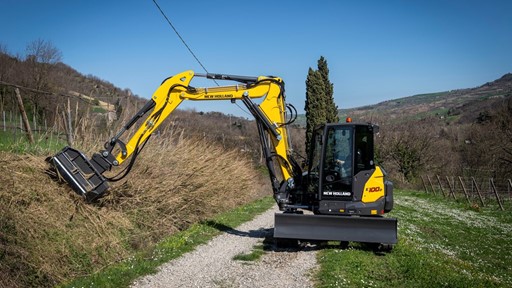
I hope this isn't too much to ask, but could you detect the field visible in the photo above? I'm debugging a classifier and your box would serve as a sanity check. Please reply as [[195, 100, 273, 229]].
[[316, 190, 512, 287]]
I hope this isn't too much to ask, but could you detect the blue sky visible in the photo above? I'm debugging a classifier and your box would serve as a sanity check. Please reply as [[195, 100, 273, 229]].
[[1, 0, 511, 117]]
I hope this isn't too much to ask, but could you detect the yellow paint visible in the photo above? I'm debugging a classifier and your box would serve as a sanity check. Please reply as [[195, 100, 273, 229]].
[[361, 166, 385, 203], [115, 70, 294, 182]]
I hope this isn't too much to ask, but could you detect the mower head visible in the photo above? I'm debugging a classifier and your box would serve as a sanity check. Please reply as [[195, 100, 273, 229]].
[[50, 147, 112, 202]]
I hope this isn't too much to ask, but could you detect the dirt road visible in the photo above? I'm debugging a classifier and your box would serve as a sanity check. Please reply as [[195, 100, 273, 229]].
[[131, 205, 317, 288]]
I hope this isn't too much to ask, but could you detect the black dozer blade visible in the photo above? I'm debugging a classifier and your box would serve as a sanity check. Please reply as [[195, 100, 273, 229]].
[[50, 147, 110, 202], [274, 213, 398, 245]]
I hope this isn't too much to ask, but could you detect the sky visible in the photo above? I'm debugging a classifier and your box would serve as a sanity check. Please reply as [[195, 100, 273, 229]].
[[1, 0, 512, 117]]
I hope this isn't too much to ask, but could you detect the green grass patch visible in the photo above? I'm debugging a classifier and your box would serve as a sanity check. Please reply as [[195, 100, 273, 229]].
[[315, 189, 512, 288], [92, 106, 107, 113], [0, 130, 65, 154], [233, 244, 266, 262], [57, 196, 275, 288]]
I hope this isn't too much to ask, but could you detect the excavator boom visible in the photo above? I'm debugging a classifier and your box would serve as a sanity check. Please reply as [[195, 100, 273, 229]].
[[51, 70, 298, 203]]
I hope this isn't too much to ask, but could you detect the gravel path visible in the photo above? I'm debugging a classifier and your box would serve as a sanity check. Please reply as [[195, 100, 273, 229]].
[[131, 205, 318, 288]]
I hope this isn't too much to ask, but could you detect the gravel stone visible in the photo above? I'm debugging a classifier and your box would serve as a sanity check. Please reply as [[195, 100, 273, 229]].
[[131, 205, 317, 288]]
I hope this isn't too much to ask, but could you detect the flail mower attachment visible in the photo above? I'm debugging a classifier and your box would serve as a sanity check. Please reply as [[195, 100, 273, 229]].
[[49, 99, 157, 201], [50, 146, 113, 202]]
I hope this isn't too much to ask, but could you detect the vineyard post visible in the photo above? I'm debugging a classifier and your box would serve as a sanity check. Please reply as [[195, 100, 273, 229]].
[[471, 177, 485, 206], [427, 175, 437, 196], [490, 179, 504, 211], [421, 176, 429, 193], [436, 175, 446, 197], [458, 176, 471, 204], [14, 88, 34, 144]]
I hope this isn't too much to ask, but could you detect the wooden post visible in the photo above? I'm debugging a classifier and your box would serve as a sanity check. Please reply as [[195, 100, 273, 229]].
[[471, 177, 485, 207], [458, 176, 471, 204], [427, 176, 437, 195], [33, 107, 37, 132], [508, 179, 512, 201], [446, 176, 456, 199], [490, 179, 505, 211], [14, 88, 34, 144], [436, 175, 446, 197], [68, 98, 74, 145], [421, 176, 429, 193]]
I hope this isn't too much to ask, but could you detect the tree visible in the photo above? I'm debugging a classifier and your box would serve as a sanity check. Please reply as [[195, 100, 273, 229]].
[[317, 56, 338, 123], [304, 56, 338, 156], [461, 97, 512, 179], [25, 39, 62, 91], [304, 68, 326, 156], [24, 39, 63, 126], [377, 122, 435, 184]]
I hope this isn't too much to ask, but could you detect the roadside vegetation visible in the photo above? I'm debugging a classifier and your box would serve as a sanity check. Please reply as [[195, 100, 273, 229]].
[[0, 132, 271, 287], [59, 197, 275, 288]]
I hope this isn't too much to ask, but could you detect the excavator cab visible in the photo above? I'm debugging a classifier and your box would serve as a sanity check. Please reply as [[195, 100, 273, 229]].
[[308, 124, 358, 200], [306, 122, 393, 216], [274, 122, 397, 246]]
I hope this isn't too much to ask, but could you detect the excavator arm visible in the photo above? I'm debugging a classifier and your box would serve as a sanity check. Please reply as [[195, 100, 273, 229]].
[[50, 70, 300, 203]]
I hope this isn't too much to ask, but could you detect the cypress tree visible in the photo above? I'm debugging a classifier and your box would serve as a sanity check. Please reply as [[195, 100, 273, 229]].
[[305, 68, 326, 156], [305, 56, 339, 156], [317, 56, 339, 123]]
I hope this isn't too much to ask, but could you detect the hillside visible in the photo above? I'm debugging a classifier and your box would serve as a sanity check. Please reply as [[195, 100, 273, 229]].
[[339, 73, 512, 124], [0, 50, 288, 164], [293, 73, 512, 185]]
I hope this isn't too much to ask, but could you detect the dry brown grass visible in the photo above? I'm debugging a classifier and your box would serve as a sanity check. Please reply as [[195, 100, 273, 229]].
[[0, 130, 268, 287]]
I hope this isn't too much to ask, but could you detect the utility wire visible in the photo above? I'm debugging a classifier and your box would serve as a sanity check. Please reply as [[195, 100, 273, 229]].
[[151, 0, 219, 86]]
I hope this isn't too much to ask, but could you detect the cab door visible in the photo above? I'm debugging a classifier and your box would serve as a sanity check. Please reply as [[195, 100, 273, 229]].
[[306, 125, 355, 202]]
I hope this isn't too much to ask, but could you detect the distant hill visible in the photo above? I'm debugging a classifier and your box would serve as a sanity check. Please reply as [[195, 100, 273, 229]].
[[341, 73, 512, 124], [296, 73, 512, 126]]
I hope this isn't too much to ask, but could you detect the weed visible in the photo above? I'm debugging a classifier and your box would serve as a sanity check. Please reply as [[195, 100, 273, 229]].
[[233, 244, 266, 262]]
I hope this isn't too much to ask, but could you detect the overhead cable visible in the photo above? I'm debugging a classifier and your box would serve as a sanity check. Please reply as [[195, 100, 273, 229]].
[[151, 0, 219, 86]]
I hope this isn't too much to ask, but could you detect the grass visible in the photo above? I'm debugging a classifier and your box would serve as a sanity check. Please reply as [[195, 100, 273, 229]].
[[315, 189, 512, 287], [0, 131, 271, 287], [232, 244, 266, 262], [0, 130, 65, 154], [57, 196, 275, 288]]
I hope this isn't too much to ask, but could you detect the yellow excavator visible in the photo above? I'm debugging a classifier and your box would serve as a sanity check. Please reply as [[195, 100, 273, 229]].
[[50, 70, 397, 249]]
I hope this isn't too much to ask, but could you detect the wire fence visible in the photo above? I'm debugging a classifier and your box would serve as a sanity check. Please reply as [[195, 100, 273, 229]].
[[421, 175, 512, 210], [1, 80, 124, 148]]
